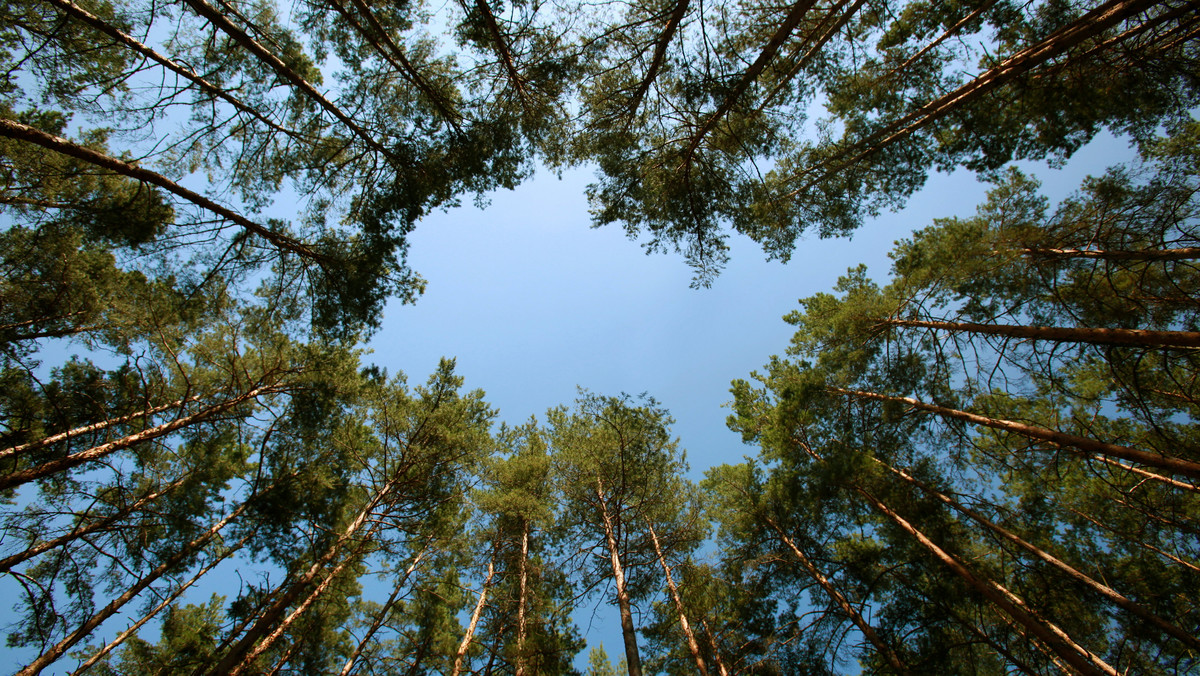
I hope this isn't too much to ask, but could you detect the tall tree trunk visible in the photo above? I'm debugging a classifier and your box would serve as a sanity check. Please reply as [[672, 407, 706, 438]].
[[880, 460, 1200, 651], [700, 620, 729, 676], [0, 473, 190, 573], [596, 476, 643, 676], [1, 383, 286, 491], [42, 0, 300, 138], [1, 395, 199, 461], [877, 317, 1200, 349], [338, 542, 433, 676], [765, 517, 909, 674], [646, 521, 708, 676], [15, 499, 253, 676], [515, 520, 530, 676], [854, 486, 1119, 676], [829, 387, 1200, 480], [451, 555, 497, 676], [0, 119, 322, 263], [1017, 246, 1200, 262], [623, 0, 691, 118], [178, 0, 400, 161], [70, 533, 252, 674]]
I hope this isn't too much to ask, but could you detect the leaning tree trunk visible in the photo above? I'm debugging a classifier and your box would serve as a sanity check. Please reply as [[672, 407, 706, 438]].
[[596, 476, 643, 676], [451, 554, 498, 676], [646, 521, 708, 676], [338, 541, 433, 676], [876, 317, 1200, 349], [515, 520, 530, 676], [829, 387, 1200, 480]]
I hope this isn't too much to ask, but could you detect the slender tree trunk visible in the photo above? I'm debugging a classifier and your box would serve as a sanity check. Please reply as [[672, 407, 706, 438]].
[[515, 520, 530, 676], [877, 316, 1200, 349], [466, 0, 531, 104], [0, 383, 285, 491], [451, 555, 497, 676], [0, 473, 190, 573], [70, 533, 253, 674], [596, 476, 643, 676], [1, 396, 200, 461], [854, 486, 1119, 676], [646, 522, 708, 676], [15, 499, 253, 676], [338, 542, 433, 676], [623, 0, 690, 118], [1089, 455, 1200, 492], [1066, 507, 1200, 573], [207, 476, 403, 675], [1017, 246, 1200, 262], [765, 518, 909, 673], [756, 0, 866, 115], [880, 460, 1200, 650], [42, 0, 300, 138], [829, 387, 1200, 480], [178, 0, 400, 161], [0, 119, 322, 263], [700, 620, 729, 676]]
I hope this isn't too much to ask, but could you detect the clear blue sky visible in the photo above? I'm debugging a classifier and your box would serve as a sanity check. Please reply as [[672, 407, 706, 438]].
[[366, 134, 1136, 669]]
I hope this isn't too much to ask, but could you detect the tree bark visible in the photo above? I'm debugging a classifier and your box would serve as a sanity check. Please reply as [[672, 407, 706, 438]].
[[854, 486, 1119, 676], [0, 473, 190, 573], [515, 520, 529, 676], [596, 476, 643, 676], [0, 383, 285, 491], [646, 521, 708, 676], [623, 0, 690, 118], [451, 555, 497, 676], [880, 460, 1200, 651], [15, 499, 253, 676], [829, 387, 1200, 480], [0, 118, 323, 263], [877, 316, 1200, 349], [1016, 246, 1200, 262], [765, 517, 909, 674], [338, 542, 433, 676], [1, 395, 199, 461]]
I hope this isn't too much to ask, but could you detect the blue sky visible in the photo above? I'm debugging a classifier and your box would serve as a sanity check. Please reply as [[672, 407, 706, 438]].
[[366, 133, 1138, 668]]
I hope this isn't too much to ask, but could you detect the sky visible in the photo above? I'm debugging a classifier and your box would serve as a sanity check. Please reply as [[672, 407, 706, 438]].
[[366, 133, 1138, 667]]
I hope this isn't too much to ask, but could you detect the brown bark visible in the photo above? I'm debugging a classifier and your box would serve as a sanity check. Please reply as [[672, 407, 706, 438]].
[[515, 520, 529, 676], [756, 0, 866, 115], [877, 317, 1200, 349], [0, 383, 285, 491], [43, 0, 300, 138], [830, 387, 1200, 480], [881, 461, 1200, 651], [451, 555, 498, 676], [15, 499, 252, 676], [624, 0, 691, 118], [765, 517, 909, 674], [0, 118, 323, 263], [647, 521, 708, 676], [1017, 246, 1200, 262], [70, 533, 252, 675], [337, 545, 430, 676], [680, 0, 820, 165], [855, 486, 1119, 676], [1066, 507, 1200, 574], [1089, 455, 1200, 493], [700, 620, 729, 676], [178, 0, 401, 161], [789, 0, 1160, 196], [0, 473, 190, 573], [466, 0, 531, 105], [1, 396, 200, 461], [597, 475, 643, 676]]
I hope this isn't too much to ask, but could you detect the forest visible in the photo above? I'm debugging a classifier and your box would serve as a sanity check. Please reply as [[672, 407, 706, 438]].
[[0, 0, 1197, 672]]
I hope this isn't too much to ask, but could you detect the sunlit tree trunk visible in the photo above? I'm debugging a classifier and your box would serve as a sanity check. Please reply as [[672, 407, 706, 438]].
[[597, 476, 642, 676], [647, 521, 708, 676], [451, 555, 497, 676]]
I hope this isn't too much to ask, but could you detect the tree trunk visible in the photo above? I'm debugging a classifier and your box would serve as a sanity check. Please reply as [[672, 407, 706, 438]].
[[596, 476, 643, 676], [1, 383, 285, 491], [700, 620, 729, 676], [515, 520, 529, 676], [70, 533, 252, 675], [43, 0, 299, 138], [854, 486, 1119, 676], [451, 555, 497, 676], [646, 522, 708, 676], [1, 395, 199, 461], [15, 499, 253, 676], [623, 0, 690, 118], [881, 460, 1200, 651], [0, 119, 322, 263], [829, 387, 1200, 480], [178, 0, 399, 161], [765, 518, 909, 674], [1017, 246, 1200, 262], [338, 542, 433, 676], [877, 316, 1200, 349], [0, 473, 190, 573]]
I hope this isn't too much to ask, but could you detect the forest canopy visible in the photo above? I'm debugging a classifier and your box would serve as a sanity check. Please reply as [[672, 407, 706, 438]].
[[1, 0, 1198, 672]]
